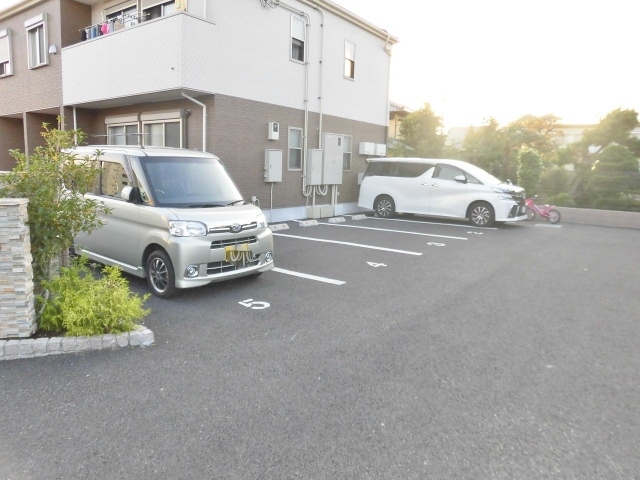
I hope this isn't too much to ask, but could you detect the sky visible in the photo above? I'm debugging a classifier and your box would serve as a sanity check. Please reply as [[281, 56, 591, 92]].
[[2, 0, 638, 128], [336, 0, 640, 128]]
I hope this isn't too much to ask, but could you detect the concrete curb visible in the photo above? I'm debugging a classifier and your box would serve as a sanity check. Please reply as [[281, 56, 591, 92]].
[[557, 207, 640, 230], [0, 325, 154, 361]]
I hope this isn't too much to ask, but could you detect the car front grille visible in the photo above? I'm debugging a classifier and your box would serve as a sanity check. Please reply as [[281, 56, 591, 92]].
[[511, 191, 526, 206], [210, 236, 258, 250]]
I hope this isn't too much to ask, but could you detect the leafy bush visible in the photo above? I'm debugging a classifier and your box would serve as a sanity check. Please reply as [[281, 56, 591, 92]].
[[548, 193, 575, 207], [539, 167, 570, 197], [39, 257, 150, 337]]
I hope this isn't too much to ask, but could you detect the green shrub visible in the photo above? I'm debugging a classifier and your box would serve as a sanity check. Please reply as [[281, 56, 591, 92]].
[[548, 193, 576, 207], [38, 257, 150, 336]]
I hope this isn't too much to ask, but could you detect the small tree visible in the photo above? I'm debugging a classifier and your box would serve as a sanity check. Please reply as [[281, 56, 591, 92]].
[[0, 121, 107, 293], [394, 103, 445, 158], [516, 148, 544, 195]]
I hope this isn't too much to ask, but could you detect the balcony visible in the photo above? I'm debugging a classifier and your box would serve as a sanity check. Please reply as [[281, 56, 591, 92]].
[[62, 13, 217, 108]]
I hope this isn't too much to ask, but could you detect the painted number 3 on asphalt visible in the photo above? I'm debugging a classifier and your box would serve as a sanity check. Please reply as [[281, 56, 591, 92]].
[[239, 299, 270, 310]]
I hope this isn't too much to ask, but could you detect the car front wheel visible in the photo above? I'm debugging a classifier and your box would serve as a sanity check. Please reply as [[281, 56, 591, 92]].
[[469, 202, 495, 227], [374, 195, 395, 218], [146, 249, 177, 298]]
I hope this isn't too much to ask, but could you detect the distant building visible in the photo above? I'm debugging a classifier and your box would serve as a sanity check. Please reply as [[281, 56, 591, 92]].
[[388, 102, 411, 140], [0, 0, 398, 221]]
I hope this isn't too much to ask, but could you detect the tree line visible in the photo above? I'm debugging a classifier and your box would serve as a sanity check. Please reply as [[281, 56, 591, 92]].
[[388, 105, 640, 211]]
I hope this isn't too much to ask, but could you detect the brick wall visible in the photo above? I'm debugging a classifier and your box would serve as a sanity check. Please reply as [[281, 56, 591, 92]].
[[0, 198, 36, 339]]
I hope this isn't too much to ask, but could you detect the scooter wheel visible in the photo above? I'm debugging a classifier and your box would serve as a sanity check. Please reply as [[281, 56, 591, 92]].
[[548, 209, 561, 224]]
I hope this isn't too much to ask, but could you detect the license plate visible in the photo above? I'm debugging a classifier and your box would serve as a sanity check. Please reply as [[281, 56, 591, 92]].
[[225, 244, 253, 264]]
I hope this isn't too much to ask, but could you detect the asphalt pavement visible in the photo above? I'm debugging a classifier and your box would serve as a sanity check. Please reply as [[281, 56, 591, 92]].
[[1, 215, 639, 479]]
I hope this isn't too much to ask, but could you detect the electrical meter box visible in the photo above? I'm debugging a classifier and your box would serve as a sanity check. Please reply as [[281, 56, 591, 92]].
[[264, 149, 282, 182], [322, 134, 343, 185], [306, 149, 323, 185], [268, 122, 280, 140]]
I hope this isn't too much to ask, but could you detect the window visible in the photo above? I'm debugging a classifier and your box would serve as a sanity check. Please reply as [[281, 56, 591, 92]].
[[143, 0, 176, 20], [344, 41, 355, 79], [140, 110, 183, 147], [434, 164, 465, 182], [342, 135, 352, 171], [106, 5, 139, 28], [291, 16, 305, 63], [108, 124, 140, 145], [24, 14, 48, 69], [101, 161, 131, 197], [396, 162, 434, 178], [143, 121, 181, 147], [288, 127, 302, 170], [0, 29, 13, 77]]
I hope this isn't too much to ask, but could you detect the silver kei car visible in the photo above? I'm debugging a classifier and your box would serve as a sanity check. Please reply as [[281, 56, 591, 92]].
[[72, 145, 274, 298]]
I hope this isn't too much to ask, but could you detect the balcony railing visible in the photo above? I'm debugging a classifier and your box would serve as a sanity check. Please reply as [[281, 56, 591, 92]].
[[62, 13, 216, 107]]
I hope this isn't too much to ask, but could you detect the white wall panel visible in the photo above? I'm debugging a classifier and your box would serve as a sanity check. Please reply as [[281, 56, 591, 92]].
[[64, 0, 393, 127]]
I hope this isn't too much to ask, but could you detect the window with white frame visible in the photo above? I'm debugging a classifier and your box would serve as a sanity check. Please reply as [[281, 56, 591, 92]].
[[342, 135, 352, 170], [24, 14, 48, 69], [143, 122, 181, 147], [344, 40, 355, 80], [0, 29, 13, 77], [288, 127, 303, 170], [108, 124, 140, 145], [141, 110, 183, 148], [106, 114, 140, 145], [291, 16, 305, 63]]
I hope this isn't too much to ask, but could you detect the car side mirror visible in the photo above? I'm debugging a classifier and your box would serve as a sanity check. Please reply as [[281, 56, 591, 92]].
[[120, 185, 141, 203], [454, 175, 467, 184]]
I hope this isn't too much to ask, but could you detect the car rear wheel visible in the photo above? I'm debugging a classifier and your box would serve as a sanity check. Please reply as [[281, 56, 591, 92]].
[[469, 202, 495, 227], [374, 195, 395, 218], [146, 250, 177, 298]]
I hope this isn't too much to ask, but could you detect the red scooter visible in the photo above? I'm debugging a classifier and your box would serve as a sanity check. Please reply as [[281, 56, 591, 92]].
[[525, 196, 561, 224]]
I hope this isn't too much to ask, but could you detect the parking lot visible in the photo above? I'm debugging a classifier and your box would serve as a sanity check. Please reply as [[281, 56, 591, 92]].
[[1, 215, 639, 479]]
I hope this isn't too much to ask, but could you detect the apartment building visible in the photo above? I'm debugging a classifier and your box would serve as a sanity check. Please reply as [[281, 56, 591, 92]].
[[0, 0, 397, 221]]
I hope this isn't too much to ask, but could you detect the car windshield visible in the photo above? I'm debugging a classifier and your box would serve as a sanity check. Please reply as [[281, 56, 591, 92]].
[[140, 156, 244, 207]]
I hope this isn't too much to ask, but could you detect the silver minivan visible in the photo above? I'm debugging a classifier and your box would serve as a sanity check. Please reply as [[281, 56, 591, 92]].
[[72, 146, 274, 298], [358, 158, 527, 226]]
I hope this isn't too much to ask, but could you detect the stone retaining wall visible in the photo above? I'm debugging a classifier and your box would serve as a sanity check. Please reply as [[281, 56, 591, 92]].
[[0, 198, 36, 339]]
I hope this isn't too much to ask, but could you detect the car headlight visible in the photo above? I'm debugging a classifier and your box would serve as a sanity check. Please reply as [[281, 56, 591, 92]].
[[256, 213, 268, 229], [169, 221, 207, 237]]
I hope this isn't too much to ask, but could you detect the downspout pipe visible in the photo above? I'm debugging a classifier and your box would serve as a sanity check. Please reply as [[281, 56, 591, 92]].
[[181, 92, 207, 152]]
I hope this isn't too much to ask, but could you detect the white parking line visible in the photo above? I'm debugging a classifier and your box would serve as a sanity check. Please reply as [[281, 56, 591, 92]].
[[368, 216, 498, 230], [320, 222, 468, 240], [272, 267, 345, 285], [273, 233, 423, 255]]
